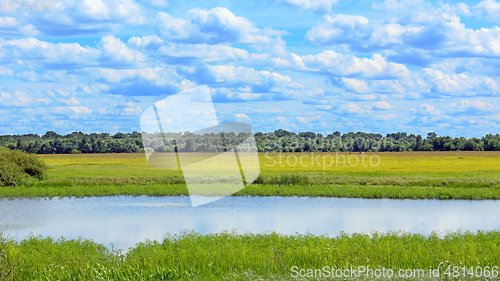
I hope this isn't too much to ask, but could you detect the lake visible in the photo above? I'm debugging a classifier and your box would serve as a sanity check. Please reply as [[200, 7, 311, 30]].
[[1, 196, 499, 251]]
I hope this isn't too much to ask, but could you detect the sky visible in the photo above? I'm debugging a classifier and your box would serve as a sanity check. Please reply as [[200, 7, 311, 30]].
[[0, 0, 500, 137]]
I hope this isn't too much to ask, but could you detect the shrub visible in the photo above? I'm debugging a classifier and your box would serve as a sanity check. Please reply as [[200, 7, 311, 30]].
[[0, 147, 46, 186]]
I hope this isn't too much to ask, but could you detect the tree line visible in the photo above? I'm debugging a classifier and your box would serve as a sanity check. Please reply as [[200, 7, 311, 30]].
[[1, 130, 499, 154]]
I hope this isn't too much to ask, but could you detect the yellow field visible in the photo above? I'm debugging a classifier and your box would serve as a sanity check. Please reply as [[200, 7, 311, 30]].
[[39, 151, 500, 179]]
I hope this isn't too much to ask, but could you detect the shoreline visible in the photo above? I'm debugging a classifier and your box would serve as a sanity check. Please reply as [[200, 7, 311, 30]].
[[1, 182, 500, 200]]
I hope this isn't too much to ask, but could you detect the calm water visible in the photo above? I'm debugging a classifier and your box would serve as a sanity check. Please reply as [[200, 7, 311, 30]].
[[1, 196, 499, 250]]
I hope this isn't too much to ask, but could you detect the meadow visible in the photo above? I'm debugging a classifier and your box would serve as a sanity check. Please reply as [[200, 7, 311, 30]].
[[1, 151, 500, 280], [1, 230, 499, 280], [0, 151, 499, 199]]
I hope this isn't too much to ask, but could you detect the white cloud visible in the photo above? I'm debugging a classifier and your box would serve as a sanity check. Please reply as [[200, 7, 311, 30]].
[[128, 35, 163, 51], [303, 51, 409, 79], [297, 116, 317, 123], [474, 0, 500, 22], [372, 101, 392, 110], [194, 65, 298, 93], [411, 104, 441, 115], [372, 0, 442, 23], [123, 107, 143, 115], [341, 103, 368, 115], [306, 14, 422, 52], [53, 106, 93, 119], [314, 104, 332, 110], [77, 0, 109, 21], [17, 71, 39, 82], [156, 43, 250, 64], [423, 69, 500, 96], [0, 91, 34, 107], [1, 38, 99, 69], [0, 67, 13, 76], [375, 114, 397, 120], [1, 0, 146, 37], [338, 78, 370, 93], [98, 35, 145, 67], [69, 106, 93, 114], [0, 17, 17, 28], [235, 114, 249, 119], [306, 2, 500, 60], [59, 98, 81, 106], [278, 0, 339, 13], [448, 100, 494, 115], [156, 7, 286, 45], [140, 0, 169, 6]]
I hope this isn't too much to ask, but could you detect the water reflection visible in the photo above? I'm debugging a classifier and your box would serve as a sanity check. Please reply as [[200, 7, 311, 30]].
[[0, 196, 499, 251]]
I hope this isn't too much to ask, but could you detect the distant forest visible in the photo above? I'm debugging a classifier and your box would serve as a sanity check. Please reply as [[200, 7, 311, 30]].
[[1, 130, 500, 154]]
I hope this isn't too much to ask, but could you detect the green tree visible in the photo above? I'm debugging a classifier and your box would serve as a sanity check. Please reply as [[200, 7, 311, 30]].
[[184, 137, 195, 152], [415, 135, 423, 151], [427, 132, 437, 139]]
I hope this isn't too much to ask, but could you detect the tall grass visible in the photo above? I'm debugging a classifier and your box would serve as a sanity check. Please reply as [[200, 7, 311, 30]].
[[0, 220, 14, 279], [3, 230, 500, 280]]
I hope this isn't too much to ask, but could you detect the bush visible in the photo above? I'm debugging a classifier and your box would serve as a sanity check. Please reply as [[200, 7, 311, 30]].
[[0, 147, 46, 186]]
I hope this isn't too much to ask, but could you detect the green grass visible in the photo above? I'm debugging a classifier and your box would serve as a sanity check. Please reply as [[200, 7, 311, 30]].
[[1, 182, 500, 200], [1, 230, 499, 280], [1, 152, 500, 199]]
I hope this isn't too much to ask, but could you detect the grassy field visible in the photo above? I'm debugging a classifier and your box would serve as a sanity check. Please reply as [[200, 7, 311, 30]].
[[1, 230, 499, 280], [0, 151, 499, 199]]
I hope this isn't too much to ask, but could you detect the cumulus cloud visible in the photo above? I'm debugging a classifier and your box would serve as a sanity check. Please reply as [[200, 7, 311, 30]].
[[278, 0, 339, 13], [156, 43, 250, 65], [0, 91, 34, 107], [411, 104, 441, 115], [184, 65, 298, 94], [406, 103, 450, 127], [341, 103, 369, 115], [1, 0, 146, 37], [307, 2, 500, 60], [371, 101, 392, 110], [235, 113, 250, 119], [336, 78, 370, 93], [156, 7, 286, 45], [98, 35, 145, 67], [303, 51, 409, 79], [128, 35, 163, 51], [297, 116, 318, 123], [95, 67, 188, 96], [53, 106, 93, 119], [306, 14, 425, 52], [474, 0, 500, 22], [1, 38, 99, 69], [0, 36, 149, 76], [0, 67, 13, 76], [448, 100, 494, 115], [422, 69, 500, 97]]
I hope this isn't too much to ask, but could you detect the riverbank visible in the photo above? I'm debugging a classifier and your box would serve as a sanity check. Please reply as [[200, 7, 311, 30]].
[[1, 180, 500, 199], [1, 230, 498, 280]]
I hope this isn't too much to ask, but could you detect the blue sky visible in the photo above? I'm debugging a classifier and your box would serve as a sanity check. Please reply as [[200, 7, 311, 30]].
[[1, 0, 500, 137]]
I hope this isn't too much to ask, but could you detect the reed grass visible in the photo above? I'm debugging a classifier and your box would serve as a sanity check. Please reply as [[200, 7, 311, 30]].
[[1, 230, 499, 280]]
